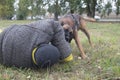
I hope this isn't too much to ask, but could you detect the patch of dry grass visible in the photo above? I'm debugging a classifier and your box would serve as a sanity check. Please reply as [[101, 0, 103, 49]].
[[0, 20, 120, 80]]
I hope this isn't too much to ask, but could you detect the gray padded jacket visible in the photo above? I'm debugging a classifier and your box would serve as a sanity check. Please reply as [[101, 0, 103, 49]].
[[0, 19, 71, 68]]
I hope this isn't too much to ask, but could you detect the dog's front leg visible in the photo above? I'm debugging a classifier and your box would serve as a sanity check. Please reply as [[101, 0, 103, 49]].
[[73, 30, 87, 59]]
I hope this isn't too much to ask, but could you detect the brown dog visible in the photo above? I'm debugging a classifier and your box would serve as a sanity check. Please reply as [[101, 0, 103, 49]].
[[59, 14, 96, 59]]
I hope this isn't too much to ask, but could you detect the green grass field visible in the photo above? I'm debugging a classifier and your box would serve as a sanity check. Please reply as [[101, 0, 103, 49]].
[[0, 20, 120, 80]]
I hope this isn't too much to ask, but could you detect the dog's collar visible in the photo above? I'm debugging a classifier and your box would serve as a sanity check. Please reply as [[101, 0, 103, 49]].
[[71, 14, 80, 30]]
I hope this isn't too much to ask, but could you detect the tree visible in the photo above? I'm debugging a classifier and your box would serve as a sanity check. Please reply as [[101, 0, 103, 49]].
[[17, 0, 46, 20], [62, 0, 97, 17], [33, 0, 46, 19], [96, 0, 103, 13], [85, 0, 97, 17], [47, 0, 85, 20], [115, 0, 120, 15], [65, 0, 78, 13], [17, 0, 30, 20], [63, 0, 85, 14], [0, 0, 14, 19], [105, 1, 112, 16], [47, 0, 61, 20], [101, 1, 112, 17]]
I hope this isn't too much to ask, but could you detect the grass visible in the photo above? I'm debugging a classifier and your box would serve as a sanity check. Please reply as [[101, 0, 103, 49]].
[[0, 20, 120, 80]]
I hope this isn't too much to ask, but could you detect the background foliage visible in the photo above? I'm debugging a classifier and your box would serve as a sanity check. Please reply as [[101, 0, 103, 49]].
[[0, 0, 119, 20]]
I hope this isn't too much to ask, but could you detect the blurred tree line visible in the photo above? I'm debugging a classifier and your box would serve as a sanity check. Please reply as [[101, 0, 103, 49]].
[[0, 0, 119, 20]]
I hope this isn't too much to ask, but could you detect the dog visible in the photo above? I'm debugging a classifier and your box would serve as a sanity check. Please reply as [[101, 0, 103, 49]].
[[59, 14, 96, 59]]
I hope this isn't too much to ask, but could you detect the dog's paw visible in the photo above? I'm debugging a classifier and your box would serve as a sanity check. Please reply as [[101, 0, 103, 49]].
[[81, 55, 89, 60]]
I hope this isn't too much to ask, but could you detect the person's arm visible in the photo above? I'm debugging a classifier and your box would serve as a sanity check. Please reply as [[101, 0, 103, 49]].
[[73, 29, 87, 59], [51, 21, 73, 62]]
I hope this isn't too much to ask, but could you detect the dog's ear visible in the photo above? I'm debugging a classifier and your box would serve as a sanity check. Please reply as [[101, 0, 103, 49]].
[[59, 18, 64, 26]]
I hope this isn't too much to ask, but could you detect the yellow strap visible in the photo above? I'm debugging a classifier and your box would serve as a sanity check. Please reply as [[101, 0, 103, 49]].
[[63, 54, 73, 62], [32, 47, 37, 65]]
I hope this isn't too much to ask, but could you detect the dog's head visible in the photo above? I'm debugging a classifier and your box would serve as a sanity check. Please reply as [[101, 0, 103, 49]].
[[59, 14, 93, 46], [59, 14, 81, 31]]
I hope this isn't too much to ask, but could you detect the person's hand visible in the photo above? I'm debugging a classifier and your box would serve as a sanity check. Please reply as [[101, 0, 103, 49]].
[[59, 54, 73, 63], [63, 54, 73, 62]]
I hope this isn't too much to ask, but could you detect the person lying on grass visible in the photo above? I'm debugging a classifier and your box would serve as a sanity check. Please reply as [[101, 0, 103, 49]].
[[0, 19, 73, 68]]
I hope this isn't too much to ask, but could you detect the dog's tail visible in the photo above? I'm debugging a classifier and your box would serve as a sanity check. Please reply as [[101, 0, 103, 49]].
[[82, 16, 96, 22]]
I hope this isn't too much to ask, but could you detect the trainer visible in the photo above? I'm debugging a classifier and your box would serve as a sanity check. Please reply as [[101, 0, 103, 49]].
[[0, 19, 73, 68]]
